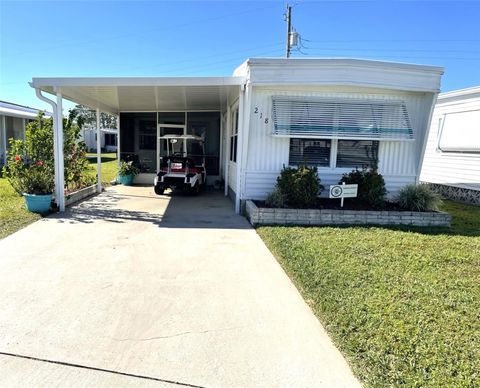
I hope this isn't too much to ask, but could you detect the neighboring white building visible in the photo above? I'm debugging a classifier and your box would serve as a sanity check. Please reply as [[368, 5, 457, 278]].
[[80, 127, 118, 152], [31, 57, 443, 212], [420, 86, 480, 204], [0, 101, 51, 165]]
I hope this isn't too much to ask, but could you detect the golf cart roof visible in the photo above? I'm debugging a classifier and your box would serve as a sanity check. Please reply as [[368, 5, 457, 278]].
[[159, 134, 204, 141]]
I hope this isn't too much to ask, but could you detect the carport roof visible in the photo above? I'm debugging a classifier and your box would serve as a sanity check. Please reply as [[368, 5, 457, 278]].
[[30, 76, 245, 114]]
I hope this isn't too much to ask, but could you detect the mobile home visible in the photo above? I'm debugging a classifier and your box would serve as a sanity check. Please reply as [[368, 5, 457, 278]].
[[30, 58, 443, 212], [420, 86, 480, 204], [0, 101, 50, 165]]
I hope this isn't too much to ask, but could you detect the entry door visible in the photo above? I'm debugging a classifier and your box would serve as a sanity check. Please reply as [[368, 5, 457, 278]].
[[156, 124, 186, 172]]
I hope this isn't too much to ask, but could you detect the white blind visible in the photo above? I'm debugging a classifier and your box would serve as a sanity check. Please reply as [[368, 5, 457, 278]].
[[439, 110, 480, 153], [272, 97, 414, 141]]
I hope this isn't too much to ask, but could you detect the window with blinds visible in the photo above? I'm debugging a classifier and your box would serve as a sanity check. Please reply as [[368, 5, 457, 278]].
[[289, 139, 331, 167], [336, 140, 379, 169], [272, 97, 414, 141]]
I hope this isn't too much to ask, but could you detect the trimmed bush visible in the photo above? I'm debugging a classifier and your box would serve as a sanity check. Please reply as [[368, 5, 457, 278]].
[[397, 184, 442, 212], [340, 168, 387, 209], [265, 187, 286, 208], [272, 165, 323, 208]]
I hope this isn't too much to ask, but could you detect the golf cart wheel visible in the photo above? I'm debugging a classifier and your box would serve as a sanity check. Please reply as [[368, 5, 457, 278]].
[[191, 182, 201, 195], [154, 185, 165, 195]]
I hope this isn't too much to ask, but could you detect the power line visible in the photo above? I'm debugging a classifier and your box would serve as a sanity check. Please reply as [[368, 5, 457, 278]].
[[302, 47, 480, 54], [3, 3, 281, 59]]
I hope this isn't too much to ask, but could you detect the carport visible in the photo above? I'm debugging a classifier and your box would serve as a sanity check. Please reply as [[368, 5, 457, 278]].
[[30, 76, 245, 212]]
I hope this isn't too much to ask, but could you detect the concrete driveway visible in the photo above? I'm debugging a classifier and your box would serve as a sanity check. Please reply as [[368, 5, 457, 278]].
[[0, 186, 360, 387]]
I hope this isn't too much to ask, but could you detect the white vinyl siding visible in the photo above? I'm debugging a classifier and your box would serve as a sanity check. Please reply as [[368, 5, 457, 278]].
[[243, 86, 433, 200], [421, 89, 480, 191]]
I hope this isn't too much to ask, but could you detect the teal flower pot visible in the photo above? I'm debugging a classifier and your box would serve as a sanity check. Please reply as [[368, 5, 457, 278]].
[[23, 193, 52, 214], [118, 174, 134, 186]]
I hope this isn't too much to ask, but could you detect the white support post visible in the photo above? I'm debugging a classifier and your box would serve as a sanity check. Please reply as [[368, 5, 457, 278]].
[[96, 108, 102, 192], [224, 105, 231, 197], [116, 114, 121, 168], [235, 86, 245, 214], [55, 92, 65, 212], [1, 115, 6, 166]]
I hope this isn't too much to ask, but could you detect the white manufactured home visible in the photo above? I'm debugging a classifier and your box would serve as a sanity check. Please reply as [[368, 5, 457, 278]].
[[80, 127, 118, 153], [30, 58, 443, 212], [0, 101, 51, 166], [420, 86, 480, 204]]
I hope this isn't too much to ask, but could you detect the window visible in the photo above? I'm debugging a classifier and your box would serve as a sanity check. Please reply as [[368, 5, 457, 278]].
[[288, 139, 379, 169], [336, 140, 379, 169], [438, 110, 480, 153], [289, 139, 331, 166], [105, 133, 116, 146], [230, 108, 239, 162], [139, 119, 156, 150]]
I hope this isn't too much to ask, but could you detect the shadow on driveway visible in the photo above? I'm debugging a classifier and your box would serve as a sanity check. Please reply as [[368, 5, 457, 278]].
[[51, 186, 251, 229]]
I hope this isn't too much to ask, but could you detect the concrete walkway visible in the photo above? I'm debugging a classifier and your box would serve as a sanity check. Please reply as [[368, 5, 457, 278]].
[[0, 186, 360, 387]]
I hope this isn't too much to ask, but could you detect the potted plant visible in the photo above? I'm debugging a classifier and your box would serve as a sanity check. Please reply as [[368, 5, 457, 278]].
[[118, 160, 139, 186], [4, 154, 55, 214]]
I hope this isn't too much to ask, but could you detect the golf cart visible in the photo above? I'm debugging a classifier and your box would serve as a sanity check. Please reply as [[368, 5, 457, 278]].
[[154, 134, 207, 195]]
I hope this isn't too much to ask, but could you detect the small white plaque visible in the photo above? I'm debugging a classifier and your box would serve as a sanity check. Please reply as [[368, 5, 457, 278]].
[[329, 184, 358, 199]]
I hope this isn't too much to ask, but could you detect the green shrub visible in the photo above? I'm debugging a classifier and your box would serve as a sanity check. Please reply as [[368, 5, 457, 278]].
[[118, 161, 140, 176], [397, 184, 442, 212], [3, 111, 94, 194], [265, 187, 286, 208], [340, 168, 387, 209], [273, 165, 323, 208]]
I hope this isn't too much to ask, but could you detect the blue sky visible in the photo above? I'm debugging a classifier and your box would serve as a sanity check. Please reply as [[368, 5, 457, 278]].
[[1, 0, 479, 111]]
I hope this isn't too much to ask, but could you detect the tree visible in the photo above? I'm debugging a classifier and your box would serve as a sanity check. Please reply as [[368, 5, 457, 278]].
[[72, 104, 117, 129]]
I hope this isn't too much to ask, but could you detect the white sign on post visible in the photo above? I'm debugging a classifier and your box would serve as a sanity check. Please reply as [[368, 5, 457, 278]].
[[329, 183, 358, 207]]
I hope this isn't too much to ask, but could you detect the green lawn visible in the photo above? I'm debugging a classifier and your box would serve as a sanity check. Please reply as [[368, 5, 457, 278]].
[[0, 178, 41, 239], [257, 201, 480, 387], [0, 153, 119, 240], [86, 152, 118, 184]]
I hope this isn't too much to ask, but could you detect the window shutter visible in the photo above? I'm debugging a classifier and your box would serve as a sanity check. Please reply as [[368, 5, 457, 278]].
[[272, 97, 414, 141]]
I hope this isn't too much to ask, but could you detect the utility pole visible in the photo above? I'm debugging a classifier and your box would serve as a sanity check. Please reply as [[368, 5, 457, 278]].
[[285, 3, 292, 58]]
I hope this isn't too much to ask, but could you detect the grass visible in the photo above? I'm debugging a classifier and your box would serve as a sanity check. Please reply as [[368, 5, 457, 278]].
[[257, 200, 480, 387], [86, 152, 118, 184], [0, 178, 41, 239], [0, 153, 119, 240]]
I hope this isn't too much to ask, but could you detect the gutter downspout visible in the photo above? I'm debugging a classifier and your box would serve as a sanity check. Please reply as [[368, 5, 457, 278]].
[[32, 85, 65, 211]]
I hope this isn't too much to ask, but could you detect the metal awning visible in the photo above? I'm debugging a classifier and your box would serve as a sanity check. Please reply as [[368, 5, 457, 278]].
[[272, 96, 414, 141], [30, 76, 245, 114]]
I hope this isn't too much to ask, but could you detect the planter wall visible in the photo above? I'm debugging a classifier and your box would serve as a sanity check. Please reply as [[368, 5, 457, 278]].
[[65, 184, 98, 207], [245, 200, 451, 227]]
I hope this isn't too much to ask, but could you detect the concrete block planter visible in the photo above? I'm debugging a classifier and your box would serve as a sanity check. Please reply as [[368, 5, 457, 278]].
[[245, 200, 451, 227], [65, 185, 98, 207]]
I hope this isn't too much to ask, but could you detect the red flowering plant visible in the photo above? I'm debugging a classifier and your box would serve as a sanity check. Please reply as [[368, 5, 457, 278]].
[[3, 139, 54, 195]]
